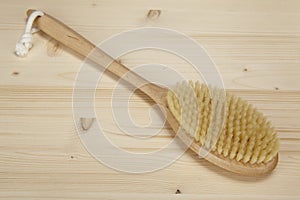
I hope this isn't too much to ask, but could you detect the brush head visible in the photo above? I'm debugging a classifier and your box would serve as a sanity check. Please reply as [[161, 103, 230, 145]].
[[167, 81, 279, 166]]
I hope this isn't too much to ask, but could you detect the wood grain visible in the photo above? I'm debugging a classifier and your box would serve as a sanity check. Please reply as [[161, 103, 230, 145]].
[[0, 0, 300, 199]]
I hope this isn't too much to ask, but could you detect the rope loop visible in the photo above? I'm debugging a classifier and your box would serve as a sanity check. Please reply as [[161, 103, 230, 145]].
[[15, 10, 44, 57]]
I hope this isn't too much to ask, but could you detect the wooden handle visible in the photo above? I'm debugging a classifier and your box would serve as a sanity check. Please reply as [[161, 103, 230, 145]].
[[27, 9, 166, 103]]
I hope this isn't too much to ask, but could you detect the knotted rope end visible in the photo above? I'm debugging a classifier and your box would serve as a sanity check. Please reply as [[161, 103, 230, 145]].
[[15, 10, 44, 57]]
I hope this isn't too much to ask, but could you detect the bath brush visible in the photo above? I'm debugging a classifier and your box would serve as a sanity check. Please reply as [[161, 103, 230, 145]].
[[25, 9, 279, 175]]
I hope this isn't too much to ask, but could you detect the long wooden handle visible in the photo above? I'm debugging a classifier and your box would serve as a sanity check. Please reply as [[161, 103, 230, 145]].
[[27, 9, 166, 103]]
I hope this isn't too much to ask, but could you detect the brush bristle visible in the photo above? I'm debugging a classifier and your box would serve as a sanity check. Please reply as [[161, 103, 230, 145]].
[[166, 81, 279, 165]]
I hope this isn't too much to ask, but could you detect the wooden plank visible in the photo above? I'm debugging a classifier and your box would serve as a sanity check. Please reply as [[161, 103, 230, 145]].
[[0, 0, 300, 199]]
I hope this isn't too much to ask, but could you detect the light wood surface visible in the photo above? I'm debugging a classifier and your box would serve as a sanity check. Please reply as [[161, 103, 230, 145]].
[[0, 0, 300, 199]]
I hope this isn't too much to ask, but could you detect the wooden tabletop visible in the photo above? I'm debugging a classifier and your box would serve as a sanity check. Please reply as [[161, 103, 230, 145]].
[[1, 0, 300, 199]]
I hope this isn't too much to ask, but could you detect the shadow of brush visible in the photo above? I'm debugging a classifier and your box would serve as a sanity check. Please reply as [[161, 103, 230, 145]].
[[189, 149, 276, 182]]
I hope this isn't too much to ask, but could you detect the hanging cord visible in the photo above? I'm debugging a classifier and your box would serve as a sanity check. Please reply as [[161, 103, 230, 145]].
[[15, 10, 44, 57]]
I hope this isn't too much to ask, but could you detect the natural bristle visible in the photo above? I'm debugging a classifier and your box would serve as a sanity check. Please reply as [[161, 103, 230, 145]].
[[167, 81, 279, 165]]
